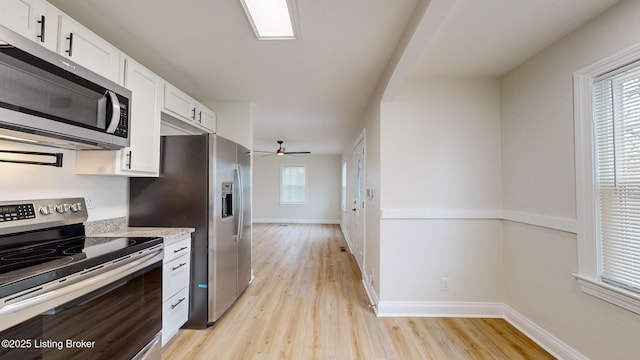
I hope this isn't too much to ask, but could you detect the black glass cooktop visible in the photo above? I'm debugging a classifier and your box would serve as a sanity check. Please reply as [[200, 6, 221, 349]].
[[0, 224, 162, 299]]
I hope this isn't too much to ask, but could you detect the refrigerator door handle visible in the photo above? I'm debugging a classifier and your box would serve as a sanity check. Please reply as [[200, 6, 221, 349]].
[[234, 166, 243, 242], [237, 164, 244, 243]]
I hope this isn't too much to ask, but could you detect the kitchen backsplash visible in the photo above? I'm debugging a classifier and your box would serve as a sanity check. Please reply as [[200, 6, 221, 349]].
[[84, 216, 128, 236], [0, 140, 128, 221]]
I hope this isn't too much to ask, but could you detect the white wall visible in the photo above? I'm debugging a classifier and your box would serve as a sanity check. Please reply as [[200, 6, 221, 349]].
[[378, 78, 503, 304], [500, 1, 640, 359], [0, 140, 128, 221], [381, 78, 502, 209], [253, 154, 341, 223], [380, 219, 502, 302]]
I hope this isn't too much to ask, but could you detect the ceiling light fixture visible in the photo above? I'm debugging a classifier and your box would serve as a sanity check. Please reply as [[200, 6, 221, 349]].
[[240, 0, 297, 40]]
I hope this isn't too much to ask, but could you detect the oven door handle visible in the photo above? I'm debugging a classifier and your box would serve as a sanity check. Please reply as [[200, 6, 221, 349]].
[[0, 249, 163, 333]]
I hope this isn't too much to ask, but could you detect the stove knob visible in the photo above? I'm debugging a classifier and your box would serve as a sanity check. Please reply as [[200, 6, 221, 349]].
[[39, 206, 50, 215], [70, 203, 83, 212], [55, 204, 66, 213]]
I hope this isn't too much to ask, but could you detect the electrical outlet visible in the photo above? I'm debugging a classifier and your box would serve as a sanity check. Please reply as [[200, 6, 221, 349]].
[[440, 278, 450, 292], [84, 193, 95, 209]]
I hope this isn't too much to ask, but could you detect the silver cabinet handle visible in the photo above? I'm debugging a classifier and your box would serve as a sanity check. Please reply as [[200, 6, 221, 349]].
[[126, 150, 132, 169], [173, 246, 188, 254], [36, 16, 46, 43], [172, 262, 187, 271], [171, 297, 186, 309], [65, 32, 73, 56]]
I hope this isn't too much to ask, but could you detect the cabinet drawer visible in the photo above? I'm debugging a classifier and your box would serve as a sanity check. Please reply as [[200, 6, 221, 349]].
[[164, 236, 191, 263], [163, 253, 190, 299], [162, 287, 189, 347]]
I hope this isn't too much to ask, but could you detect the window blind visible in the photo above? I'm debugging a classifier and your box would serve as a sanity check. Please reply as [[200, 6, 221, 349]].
[[281, 165, 305, 204], [594, 66, 640, 292]]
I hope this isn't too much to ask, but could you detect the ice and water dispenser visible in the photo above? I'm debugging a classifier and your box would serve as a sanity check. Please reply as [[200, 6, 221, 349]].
[[221, 181, 233, 218]]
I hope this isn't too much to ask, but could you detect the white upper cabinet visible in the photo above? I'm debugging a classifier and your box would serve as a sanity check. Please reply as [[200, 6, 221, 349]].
[[164, 83, 197, 122], [58, 15, 120, 83], [162, 83, 216, 134], [121, 57, 162, 175], [0, 0, 58, 51], [76, 57, 162, 177], [196, 104, 216, 132]]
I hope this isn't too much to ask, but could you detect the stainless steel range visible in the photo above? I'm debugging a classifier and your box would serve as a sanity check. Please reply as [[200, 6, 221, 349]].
[[0, 197, 163, 360]]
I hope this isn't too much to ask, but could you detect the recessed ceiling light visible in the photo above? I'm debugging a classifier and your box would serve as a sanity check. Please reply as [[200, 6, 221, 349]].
[[240, 0, 297, 40]]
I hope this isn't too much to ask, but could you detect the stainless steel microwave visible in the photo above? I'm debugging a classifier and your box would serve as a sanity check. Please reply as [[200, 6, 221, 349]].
[[0, 24, 130, 150]]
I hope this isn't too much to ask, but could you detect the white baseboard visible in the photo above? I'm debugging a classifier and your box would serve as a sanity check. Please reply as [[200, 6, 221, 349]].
[[340, 222, 354, 253], [502, 305, 587, 360], [374, 301, 586, 360], [361, 277, 379, 314], [376, 301, 503, 318], [253, 218, 340, 224]]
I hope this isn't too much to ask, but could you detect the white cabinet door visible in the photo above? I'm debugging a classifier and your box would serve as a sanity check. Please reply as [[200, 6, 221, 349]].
[[195, 103, 216, 133], [162, 287, 189, 347], [120, 57, 162, 175], [164, 83, 197, 122], [76, 57, 162, 177], [0, 0, 58, 51], [161, 235, 191, 347], [58, 15, 120, 82]]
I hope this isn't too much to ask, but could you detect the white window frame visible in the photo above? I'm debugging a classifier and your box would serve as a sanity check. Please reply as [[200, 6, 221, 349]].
[[341, 161, 347, 211], [574, 43, 640, 315], [280, 164, 307, 206]]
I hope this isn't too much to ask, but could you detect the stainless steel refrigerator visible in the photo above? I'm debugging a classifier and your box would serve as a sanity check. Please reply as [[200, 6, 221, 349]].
[[129, 134, 252, 328]]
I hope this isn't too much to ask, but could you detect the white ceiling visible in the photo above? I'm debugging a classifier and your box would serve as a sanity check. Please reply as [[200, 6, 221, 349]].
[[48, 0, 620, 155], [410, 0, 621, 78]]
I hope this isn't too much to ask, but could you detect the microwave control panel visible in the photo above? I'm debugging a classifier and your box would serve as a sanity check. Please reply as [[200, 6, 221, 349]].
[[114, 102, 128, 138]]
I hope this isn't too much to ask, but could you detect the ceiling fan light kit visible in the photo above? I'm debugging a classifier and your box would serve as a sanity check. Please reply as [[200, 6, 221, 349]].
[[255, 140, 310, 157]]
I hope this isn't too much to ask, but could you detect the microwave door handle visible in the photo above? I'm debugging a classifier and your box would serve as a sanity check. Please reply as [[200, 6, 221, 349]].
[[105, 91, 121, 134]]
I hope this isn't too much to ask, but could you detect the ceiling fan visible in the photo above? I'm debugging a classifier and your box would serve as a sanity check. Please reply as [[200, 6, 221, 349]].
[[254, 140, 311, 157]]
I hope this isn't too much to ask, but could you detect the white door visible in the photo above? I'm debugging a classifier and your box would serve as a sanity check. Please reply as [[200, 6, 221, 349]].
[[352, 132, 365, 271]]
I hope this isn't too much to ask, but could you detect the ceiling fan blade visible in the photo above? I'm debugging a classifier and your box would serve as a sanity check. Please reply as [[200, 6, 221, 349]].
[[260, 153, 276, 157], [253, 150, 274, 153], [284, 151, 311, 155]]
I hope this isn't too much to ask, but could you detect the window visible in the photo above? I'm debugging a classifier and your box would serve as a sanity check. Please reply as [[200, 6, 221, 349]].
[[574, 45, 640, 314], [280, 165, 306, 205], [593, 67, 640, 292], [342, 161, 347, 211]]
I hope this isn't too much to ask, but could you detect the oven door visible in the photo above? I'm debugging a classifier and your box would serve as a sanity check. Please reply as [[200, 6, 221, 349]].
[[0, 252, 162, 360]]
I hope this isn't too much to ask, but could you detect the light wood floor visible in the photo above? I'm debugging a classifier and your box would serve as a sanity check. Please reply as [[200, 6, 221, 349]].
[[162, 223, 555, 360]]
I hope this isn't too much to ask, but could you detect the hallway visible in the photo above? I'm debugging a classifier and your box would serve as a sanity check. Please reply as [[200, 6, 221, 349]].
[[162, 223, 553, 359]]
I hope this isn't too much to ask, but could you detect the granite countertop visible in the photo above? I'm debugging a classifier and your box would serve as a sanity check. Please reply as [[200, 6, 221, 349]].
[[84, 217, 194, 243], [94, 227, 194, 239]]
